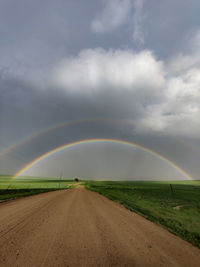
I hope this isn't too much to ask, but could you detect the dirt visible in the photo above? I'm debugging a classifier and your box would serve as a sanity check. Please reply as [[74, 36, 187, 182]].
[[0, 186, 199, 266], [173, 205, 181, 210]]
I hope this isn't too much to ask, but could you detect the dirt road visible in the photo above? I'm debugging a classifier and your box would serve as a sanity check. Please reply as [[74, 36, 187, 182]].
[[0, 186, 199, 266]]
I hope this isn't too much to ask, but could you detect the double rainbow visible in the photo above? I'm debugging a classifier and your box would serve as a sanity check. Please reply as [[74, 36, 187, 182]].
[[12, 138, 194, 181]]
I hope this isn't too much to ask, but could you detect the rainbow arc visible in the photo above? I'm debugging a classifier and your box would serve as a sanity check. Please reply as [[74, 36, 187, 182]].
[[12, 138, 194, 181]]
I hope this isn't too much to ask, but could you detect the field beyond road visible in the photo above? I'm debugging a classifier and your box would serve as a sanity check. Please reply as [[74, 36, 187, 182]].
[[0, 186, 199, 266], [0, 175, 76, 201]]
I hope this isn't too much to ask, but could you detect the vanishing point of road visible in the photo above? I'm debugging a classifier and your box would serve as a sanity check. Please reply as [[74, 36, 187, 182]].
[[0, 186, 199, 267]]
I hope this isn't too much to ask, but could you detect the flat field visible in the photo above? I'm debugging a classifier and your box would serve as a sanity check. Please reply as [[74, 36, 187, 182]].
[[86, 180, 200, 248], [0, 175, 75, 201]]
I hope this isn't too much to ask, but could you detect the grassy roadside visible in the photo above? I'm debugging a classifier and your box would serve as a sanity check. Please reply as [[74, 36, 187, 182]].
[[85, 181, 200, 249], [0, 188, 58, 201]]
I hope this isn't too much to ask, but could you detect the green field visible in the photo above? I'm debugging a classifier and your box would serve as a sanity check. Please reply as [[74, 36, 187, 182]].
[[85, 180, 200, 248], [0, 175, 76, 201]]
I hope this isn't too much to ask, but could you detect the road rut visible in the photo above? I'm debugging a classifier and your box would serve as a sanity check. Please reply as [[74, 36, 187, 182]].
[[0, 186, 199, 266]]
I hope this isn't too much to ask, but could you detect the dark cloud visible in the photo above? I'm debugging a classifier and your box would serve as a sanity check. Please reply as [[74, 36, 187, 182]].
[[0, 0, 200, 180], [1, 71, 200, 179]]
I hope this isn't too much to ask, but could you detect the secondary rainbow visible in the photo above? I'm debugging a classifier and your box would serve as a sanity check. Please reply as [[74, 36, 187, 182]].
[[0, 118, 129, 159], [2, 118, 199, 161], [12, 138, 194, 181]]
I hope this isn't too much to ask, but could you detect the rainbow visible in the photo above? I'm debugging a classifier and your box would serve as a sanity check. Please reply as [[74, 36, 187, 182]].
[[0, 118, 96, 158], [0, 118, 128, 160], [1, 118, 199, 162], [12, 138, 194, 181]]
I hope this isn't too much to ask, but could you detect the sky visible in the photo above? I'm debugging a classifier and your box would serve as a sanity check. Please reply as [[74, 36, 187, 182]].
[[0, 0, 200, 180]]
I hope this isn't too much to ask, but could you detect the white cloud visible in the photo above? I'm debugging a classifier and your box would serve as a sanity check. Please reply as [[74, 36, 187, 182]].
[[91, 0, 131, 33], [165, 68, 200, 137], [133, 0, 145, 46], [91, 0, 146, 46], [137, 66, 200, 138], [51, 36, 200, 139], [133, 30, 200, 137], [167, 30, 200, 75], [52, 48, 165, 93]]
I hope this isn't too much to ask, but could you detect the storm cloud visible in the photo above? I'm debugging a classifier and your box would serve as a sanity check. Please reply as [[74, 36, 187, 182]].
[[0, 0, 200, 179]]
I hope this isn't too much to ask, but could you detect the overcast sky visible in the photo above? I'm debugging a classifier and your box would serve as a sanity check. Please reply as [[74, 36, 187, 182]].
[[0, 0, 200, 180]]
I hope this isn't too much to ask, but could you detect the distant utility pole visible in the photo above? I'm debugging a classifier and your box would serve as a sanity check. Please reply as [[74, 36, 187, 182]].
[[59, 171, 63, 189]]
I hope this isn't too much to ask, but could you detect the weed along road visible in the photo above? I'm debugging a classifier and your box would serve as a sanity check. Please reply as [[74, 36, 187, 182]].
[[0, 186, 199, 266]]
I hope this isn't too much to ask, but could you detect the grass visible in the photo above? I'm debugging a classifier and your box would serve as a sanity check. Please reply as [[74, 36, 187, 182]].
[[85, 180, 200, 249], [0, 188, 58, 201], [0, 175, 76, 201]]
